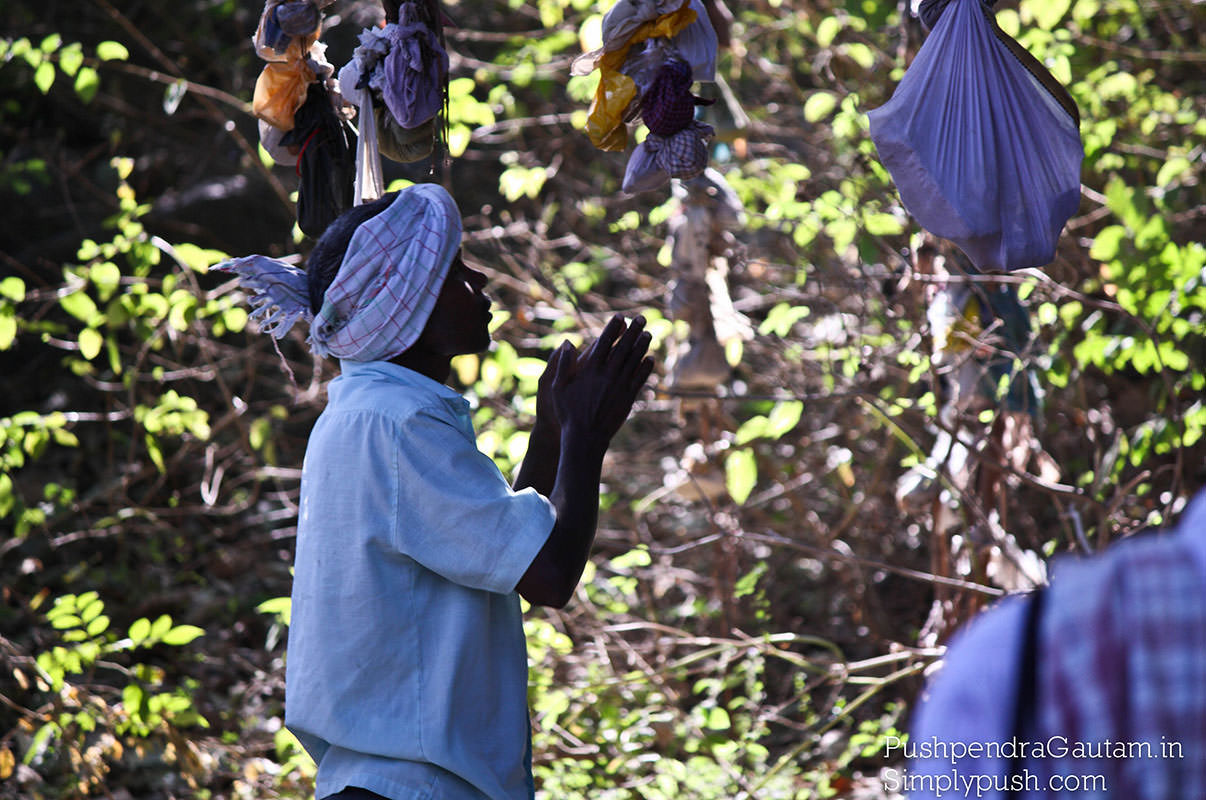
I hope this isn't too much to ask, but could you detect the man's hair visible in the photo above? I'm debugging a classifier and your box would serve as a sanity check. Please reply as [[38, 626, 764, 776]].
[[306, 192, 398, 314]]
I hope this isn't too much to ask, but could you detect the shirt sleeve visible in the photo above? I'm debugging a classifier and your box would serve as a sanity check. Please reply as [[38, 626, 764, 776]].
[[389, 404, 556, 594], [906, 595, 1029, 799]]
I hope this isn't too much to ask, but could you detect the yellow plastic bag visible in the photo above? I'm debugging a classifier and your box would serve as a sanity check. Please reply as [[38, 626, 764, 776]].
[[253, 40, 316, 131], [585, 1, 696, 151]]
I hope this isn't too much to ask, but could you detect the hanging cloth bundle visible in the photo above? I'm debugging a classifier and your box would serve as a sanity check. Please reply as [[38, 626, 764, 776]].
[[573, 0, 717, 152], [253, 38, 318, 132], [251, 0, 356, 239], [867, 0, 1083, 271], [337, 0, 449, 204], [281, 81, 356, 238], [251, 0, 338, 131], [621, 57, 714, 192]]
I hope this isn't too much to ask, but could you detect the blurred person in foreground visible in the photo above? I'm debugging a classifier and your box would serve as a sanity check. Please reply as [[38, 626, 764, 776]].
[[899, 487, 1206, 799], [216, 183, 654, 800]]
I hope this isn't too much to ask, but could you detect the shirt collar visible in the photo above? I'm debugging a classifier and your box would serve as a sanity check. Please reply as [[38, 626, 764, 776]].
[[338, 359, 469, 411]]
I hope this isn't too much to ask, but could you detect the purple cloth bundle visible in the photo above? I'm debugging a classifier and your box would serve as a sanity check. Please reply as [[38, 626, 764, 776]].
[[381, 3, 448, 130], [868, 0, 1083, 271], [622, 120, 714, 194]]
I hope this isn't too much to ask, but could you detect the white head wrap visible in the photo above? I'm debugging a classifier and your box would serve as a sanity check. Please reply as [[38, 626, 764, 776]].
[[214, 183, 462, 363]]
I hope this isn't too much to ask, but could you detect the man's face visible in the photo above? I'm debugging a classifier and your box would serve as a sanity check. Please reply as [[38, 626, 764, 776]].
[[418, 251, 493, 356]]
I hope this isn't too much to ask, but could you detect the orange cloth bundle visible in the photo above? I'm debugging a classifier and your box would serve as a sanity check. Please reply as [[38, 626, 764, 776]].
[[583, 1, 698, 151], [253, 39, 317, 131]]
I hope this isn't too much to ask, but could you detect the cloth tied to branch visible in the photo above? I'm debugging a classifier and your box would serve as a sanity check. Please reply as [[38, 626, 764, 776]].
[[381, 2, 449, 129], [281, 81, 355, 238], [576, 0, 701, 151], [254, 38, 318, 131], [622, 120, 713, 194], [253, 0, 329, 61], [866, 0, 1083, 271], [640, 57, 712, 136], [337, 51, 384, 206], [214, 184, 462, 362]]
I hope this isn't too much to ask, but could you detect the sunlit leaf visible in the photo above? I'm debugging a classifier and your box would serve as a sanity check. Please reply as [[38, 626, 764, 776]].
[[725, 448, 758, 505], [33, 61, 55, 94], [78, 328, 102, 360], [162, 625, 204, 646], [96, 40, 129, 61], [804, 92, 838, 123], [74, 66, 99, 103]]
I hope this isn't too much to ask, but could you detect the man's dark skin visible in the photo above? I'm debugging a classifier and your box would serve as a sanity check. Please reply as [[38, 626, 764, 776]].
[[393, 252, 654, 608]]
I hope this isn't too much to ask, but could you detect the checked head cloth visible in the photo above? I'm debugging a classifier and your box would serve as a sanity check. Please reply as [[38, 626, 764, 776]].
[[214, 183, 462, 363]]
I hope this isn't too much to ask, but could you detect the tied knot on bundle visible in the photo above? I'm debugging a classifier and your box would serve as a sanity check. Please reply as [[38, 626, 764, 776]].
[[261, 0, 325, 55], [640, 58, 712, 136]]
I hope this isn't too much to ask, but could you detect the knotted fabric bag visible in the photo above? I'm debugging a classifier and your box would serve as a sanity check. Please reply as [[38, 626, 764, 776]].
[[867, 0, 1083, 271], [282, 82, 355, 238]]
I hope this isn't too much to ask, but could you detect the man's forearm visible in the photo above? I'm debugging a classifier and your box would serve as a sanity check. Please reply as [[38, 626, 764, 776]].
[[517, 429, 606, 607], [512, 418, 560, 495]]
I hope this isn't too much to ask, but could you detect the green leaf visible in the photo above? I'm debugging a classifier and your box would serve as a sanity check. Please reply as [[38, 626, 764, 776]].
[[78, 328, 102, 361], [222, 306, 248, 334], [57, 43, 83, 77], [39, 34, 62, 53], [150, 614, 172, 641], [1089, 225, 1126, 262], [33, 61, 55, 94], [864, 212, 905, 236], [704, 706, 731, 730], [146, 433, 165, 472], [766, 401, 804, 439], [90, 262, 121, 300], [60, 290, 100, 325], [171, 241, 225, 272], [759, 302, 810, 337], [734, 415, 770, 446], [538, 0, 564, 27], [78, 596, 103, 623], [0, 473, 13, 519], [257, 596, 292, 625], [804, 92, 838, 123], [23, 723, 58, 766], [122, 683, 144, 711], [1096, 71, 1138, 101], [128, 617, 151, 643], [8, 38, 31, 62], [0, 277, 25, 303], [815, 16, 841, 48], [841, 43, 875, 70], [447, 124, 471, 158], [1027, 0, 1071, 30], [162, 625, 204, 646], [96, 40, 129, 61], [51, 614, 81, 629], [74, 66, 99, 103], [1156, 157, 1192, 188], [86, 615, 110, 638], [168, 295, 196, 332], [0, 312, 16, 351], [734, 562, 767, 598], [725, 448, 758, 505], [610, 547, 651, 570]]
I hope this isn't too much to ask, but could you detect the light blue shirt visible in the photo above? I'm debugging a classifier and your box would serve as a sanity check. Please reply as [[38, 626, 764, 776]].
[[285, 360, 556, 800]]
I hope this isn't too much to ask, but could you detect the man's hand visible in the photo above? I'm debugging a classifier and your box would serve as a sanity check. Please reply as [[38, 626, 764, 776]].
[[517, 314, 654, 608], [549, 314, 654, 450], [532, 340, 576, 438]]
